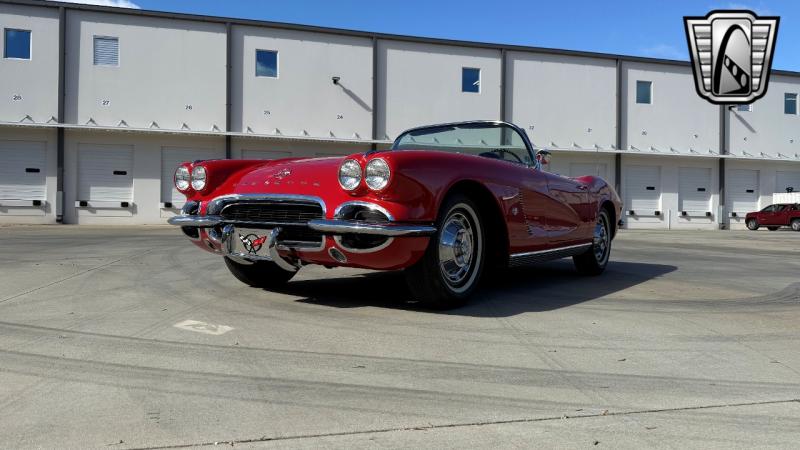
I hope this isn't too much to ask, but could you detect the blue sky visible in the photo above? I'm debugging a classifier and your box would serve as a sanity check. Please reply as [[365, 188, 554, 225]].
[[60, 0, 800, 72]]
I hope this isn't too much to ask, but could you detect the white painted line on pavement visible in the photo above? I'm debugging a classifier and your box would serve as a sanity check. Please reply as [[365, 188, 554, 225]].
[[173, 319, 234, 336]]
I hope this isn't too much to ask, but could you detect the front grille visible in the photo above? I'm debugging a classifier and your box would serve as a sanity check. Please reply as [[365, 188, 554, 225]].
[[220, 201, 324, 248], [220, 202, 323, 224]]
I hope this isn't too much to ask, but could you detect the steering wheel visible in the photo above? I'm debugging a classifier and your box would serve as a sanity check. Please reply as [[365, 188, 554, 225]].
[[490, 148, 525, 164]]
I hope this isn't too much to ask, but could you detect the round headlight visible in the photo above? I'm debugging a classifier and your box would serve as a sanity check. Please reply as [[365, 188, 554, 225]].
[[191, 166, 207, 191], [365, 158, 391, 191], [338, 159, 362, 191], [175, 166, 190, 191]]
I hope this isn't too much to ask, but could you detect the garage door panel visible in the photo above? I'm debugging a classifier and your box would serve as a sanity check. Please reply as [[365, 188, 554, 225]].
[[161, 147, 225, 205], [776, 171, 800, 194], [0, 141, 47, 201], [727, 169, 759, 213], [570, 163, 608, 180], [78, 145, 133, 202], [679, 167, 712, 212], [625, 165, 661, 212]]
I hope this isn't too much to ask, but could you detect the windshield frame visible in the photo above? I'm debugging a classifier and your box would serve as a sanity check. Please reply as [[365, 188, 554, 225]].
[[388, 120, 536, 167]]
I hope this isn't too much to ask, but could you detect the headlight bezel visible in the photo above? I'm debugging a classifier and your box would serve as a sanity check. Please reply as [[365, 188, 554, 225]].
[[174, 165, 191, 191], [338, 159, 363, 191], [190, 165, 207, 191], [365, 158, 391, 191]]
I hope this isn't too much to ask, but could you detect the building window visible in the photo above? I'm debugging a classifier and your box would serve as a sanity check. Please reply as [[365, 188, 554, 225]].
[[4, 29, 31, 59], [256, 50, 278, 78], [462, 67, 480, 93], [736, 104, 752, 112], [635, 80, 652, 104], [93, 36, 119, 66], [785, 93, 798, 115]]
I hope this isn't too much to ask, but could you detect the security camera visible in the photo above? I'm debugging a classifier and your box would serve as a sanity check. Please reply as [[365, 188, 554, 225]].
[[332, 76, 341, 85]]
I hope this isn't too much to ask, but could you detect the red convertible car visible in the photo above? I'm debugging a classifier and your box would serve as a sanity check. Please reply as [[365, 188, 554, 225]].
[[169, 121, 622, 309], [745, 204, 800, 231]]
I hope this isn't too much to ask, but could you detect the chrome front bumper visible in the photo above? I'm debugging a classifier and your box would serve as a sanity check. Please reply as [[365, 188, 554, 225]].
[[168, 215, 436, 237]]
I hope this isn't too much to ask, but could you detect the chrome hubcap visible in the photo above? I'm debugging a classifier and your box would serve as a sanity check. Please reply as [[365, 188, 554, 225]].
[[593, 215, 609, 263], [438, 212, 475, 286]]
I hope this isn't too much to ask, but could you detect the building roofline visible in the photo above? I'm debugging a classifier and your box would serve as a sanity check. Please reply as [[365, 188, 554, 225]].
[[5, 0, 799, 78]]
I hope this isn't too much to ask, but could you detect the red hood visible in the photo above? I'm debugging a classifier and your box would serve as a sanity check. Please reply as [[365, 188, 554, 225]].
[[233, 157, 345, 196]]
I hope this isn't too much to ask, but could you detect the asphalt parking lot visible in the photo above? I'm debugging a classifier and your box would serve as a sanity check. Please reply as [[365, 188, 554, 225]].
[[0, 225, 799, 449]]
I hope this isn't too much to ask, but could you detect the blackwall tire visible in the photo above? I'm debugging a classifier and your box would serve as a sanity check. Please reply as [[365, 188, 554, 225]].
[[746, 219, 759, 230], [573, 209, 611, 276], [224, 257, 296, 289], [792, 220, 800, 232], [404, 194, 485, 310]]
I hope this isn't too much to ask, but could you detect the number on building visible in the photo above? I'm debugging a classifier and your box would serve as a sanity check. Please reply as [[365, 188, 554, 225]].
[[336, 114, 344, 120], [12, 94, 22, 101], [101, 99, 111, 106], [185, 105, 193, 110]]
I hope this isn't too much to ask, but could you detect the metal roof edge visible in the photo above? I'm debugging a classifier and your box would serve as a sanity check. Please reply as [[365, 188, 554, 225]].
[[4, 0, 798, 77]]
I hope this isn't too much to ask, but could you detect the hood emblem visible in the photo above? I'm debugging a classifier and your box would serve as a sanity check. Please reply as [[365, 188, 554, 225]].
[[274, 168, 291, 179]]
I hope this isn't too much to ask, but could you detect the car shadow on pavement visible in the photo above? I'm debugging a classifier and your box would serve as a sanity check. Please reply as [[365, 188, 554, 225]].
[[278, 259, 677, 316]]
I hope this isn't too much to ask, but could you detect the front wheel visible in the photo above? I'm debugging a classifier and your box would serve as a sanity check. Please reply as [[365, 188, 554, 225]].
[[224, 257, 296, 289], [746, 219, 759, 230], [404, 194, 485, 309], [573, 209, 611, 275], [792, 219, 800, 232]]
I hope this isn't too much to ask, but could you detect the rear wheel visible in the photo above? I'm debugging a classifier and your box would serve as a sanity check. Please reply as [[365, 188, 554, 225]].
[[746, 219, 759, 230], [404, 194, 485, 310], [224, 257, 296, 288], [792, 219, 800, 232], [573, 209, 611, 275], [767, 226, 780, 231]]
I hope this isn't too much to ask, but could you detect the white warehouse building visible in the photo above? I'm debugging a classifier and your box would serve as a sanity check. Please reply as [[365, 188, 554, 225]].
[[1, 0, 799, 229]]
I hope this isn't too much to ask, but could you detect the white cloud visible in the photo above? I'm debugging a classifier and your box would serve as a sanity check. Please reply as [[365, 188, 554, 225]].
[[55, 0, 141, 9], [640, 44, 687, 61]]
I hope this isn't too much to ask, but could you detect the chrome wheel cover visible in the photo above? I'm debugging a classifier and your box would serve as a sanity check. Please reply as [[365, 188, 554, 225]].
[[793, 221, 800, 231], [593, 213, 610, 264], [438, 211, 475, 287]]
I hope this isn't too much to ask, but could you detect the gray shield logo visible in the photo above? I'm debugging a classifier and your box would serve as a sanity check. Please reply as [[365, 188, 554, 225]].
[[684, 10, 779, 104]]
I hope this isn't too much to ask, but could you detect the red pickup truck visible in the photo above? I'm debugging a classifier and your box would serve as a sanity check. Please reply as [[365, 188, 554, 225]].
[[745, 204, 800, 231]]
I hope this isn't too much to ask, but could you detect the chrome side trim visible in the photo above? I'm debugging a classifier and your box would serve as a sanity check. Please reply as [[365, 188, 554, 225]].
[[207, 193, 326, 216], [308, 219, 436, 237], [508, 242, 592, 267], [334, 201, 395, 221]]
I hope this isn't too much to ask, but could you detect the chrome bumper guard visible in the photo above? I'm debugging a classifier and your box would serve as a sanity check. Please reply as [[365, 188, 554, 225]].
[[167, 215, 223, 227], [167, 215, 435, 237], [221, 225, 299, 272]]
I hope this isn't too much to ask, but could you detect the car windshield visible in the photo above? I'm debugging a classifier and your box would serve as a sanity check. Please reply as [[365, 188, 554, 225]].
[[392, 122, 533, 166]]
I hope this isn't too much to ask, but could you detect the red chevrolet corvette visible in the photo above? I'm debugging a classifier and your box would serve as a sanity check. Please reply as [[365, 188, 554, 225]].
[[169, 121, 622, 309]]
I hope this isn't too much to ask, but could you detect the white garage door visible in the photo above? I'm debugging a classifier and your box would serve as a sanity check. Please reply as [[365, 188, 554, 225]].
[[78, 144, 133, 203], [161, 147, 225, 206], [625, 165, 661, 213], [776, 171, 800, 194], [0, 140, 46, 201], [678, 167, 712, 212], [570, 163, 608, 180], [241, 150, 291, 160], [727, 169, 759, 213]]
